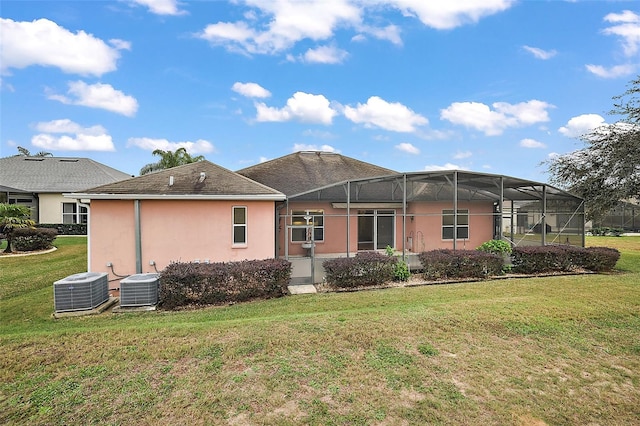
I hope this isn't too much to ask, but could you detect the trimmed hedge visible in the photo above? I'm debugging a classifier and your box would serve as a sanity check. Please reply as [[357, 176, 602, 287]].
[[38, 223, 87, 235], [418, 249, 503, 280], [323, 251, 395, 289], [511, 245, 620, 274], [582, 247, 621, 272], [11, 227, 58, 251], [158, 258, 292, 310]]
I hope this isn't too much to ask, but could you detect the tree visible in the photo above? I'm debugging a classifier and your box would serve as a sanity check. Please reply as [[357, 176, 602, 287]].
[[547, 76, 640, 221], [0, 203, 35, 253], [15, 146, 53, 157], [139, 148, 205, 175]]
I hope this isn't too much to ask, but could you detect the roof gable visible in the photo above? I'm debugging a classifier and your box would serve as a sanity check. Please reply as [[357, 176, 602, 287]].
[[0, 156, 132, 192], [237, 151, 396, 196], [78, 160, 284, 199]]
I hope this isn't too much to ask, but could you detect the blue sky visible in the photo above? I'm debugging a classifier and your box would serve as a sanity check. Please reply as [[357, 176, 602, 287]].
[[1, 1, 639, 181]]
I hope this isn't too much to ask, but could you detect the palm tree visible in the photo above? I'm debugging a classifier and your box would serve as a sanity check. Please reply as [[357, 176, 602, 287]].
[[139, 148, 205, 175], [0, 203, 35, 253], [15, 146, 53, 157]]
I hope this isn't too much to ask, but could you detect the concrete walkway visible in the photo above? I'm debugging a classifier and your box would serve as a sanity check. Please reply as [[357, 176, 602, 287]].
[[288, 284, 317, 294]]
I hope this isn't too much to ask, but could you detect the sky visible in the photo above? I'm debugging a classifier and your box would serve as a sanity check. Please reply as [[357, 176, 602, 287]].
[[1, 1, 639, 182]]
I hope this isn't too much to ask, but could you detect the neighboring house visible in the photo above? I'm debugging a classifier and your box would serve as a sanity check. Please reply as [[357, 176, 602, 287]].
[[591, 199, 639, 232], [0, 156, 131, 224], [67, 161, 286, 280], [69, 151, 585, 285]]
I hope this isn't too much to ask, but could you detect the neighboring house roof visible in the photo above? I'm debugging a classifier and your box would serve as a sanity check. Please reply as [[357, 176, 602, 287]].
[[72, 160, 285, 200], [236, 151, 397, 197], [0, 184, 26, 193], [0, 156, 132, 193]]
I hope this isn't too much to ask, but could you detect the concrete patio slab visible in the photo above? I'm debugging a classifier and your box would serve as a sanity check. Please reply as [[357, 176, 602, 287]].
[[288, 284, 317, 294]]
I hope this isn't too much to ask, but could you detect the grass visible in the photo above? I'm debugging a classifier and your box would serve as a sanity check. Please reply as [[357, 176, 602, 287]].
[[0, 236, 639, 425]]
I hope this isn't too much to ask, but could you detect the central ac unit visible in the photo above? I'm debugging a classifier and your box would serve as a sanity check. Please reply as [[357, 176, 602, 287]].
[[120, 273, 160, 307], [53, 272, 109, 312]]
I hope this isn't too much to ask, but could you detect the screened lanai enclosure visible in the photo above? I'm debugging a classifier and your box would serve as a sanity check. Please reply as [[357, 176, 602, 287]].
[[277, 171, 585, 284]]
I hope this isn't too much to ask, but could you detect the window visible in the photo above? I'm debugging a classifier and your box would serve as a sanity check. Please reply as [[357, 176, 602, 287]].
[[233, 206, 247, 245], [442, 209, 469, 240], [62, 203, 88, 224], [291, 210, 324, 242]]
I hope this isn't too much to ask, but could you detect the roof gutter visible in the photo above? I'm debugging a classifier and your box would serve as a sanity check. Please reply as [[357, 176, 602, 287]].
[[64, 193, 286, 201]]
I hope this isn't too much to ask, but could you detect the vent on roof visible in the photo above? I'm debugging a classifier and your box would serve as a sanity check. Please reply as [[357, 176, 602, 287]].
[[120, 273, 159, 307], [53, 272, 109, 312], [24, 158, 45, 161], [59, 159, 79, 163], [169, 176, 174, 186]]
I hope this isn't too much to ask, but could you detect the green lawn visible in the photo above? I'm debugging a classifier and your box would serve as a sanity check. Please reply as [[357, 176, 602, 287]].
[[1, 237, 639, 425]]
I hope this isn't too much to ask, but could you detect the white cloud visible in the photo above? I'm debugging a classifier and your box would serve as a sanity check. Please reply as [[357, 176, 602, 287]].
[[292, 143, 339, 153], [585, 63, 636, 79], [32, 119, 115, 151], [357, 24, 402, 45], [128, 0, 186, 16], [302, 45, 349, 64], [603, 10, 640, 57], [0, 18, 126, 76], [453, 150, 472, 159], [255, 92, 337, 124], [559, 114, 606, 138], [519, 138, 546, 149], [109, 39, 132, 51], [440, 100, 553, 136], [232, 82, 271, 98], [197, 0, 361, 55], [385, 0, 514, 30], [48, 81, 138, 116], [424, 163, 466, 171], [523, 45, 557, 60], [395, 142, 420, 154], [127, 137, 215, 154], [196, 1, 513, 56], [344, 96, 428, 132]]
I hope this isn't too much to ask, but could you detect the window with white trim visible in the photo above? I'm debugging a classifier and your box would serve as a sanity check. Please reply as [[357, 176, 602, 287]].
[[62, 202, 88, 224], [291, 210, 324, 242], [233, 206, 247, 245], [442, 209, 469, 240]]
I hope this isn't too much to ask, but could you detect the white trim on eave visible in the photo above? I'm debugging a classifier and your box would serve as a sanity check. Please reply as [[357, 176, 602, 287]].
[[64, 192, 286, 201]]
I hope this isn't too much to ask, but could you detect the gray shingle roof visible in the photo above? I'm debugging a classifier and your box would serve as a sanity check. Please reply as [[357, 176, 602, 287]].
[[0, 156, 132, 193], [236, 151, 397, 196], [78, 160, 284, 199]]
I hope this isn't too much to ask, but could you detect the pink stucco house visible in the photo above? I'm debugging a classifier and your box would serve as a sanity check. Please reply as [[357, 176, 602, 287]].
[[69, 152, 585, 286], [68, 161, 285, 285]]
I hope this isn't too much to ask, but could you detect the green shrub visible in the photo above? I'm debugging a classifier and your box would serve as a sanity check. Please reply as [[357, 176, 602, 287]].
[[323, 252, 395, 288], [393, 260, 410, 282], [418, 250, 503, 280], [158, 258, 292, 310], [37, 223, 87, 235], [11, 227, 58, 251], [385, 245, 411, 282], [477, 239, 512, 255], [591, 227, 624, 237]]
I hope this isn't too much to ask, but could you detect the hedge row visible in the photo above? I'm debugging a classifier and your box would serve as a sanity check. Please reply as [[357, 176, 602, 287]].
[[322, 251, 395, 289], [511, 245, 620, 274], [418, 249, 504, 280], [38, 223, 87, 235], [11, 227, 58, 251], [322, 245, 620, 288], [158, 258, 292, 310]]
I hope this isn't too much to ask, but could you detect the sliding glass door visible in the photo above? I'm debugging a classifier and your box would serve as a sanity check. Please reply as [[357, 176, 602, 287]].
[[357, 210, 395, 250]]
